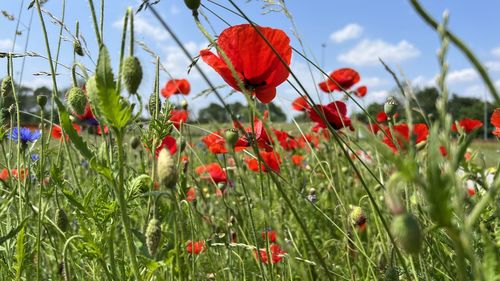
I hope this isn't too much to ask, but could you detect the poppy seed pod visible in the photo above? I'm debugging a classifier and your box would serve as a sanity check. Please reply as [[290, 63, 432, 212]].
[[66, 87, 87, 115], [391, 213, 423, 255], [130, 136, 140, 149], [146, 218, 162, 256], [157, 148, 178, 188], [55, 208, 69, 232], [122, 56, 143, 94], [1, 76, 13, 97], [184, 0, 200, 10], [37, 95, 48, 107], [384, 97, 398, 117], [74, 39, 84, 56], [225, 128, 239, 148]]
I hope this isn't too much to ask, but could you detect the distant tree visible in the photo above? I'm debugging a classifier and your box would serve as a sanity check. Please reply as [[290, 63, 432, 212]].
[[197, 103, 228, 123], [197, 101, 288, 123]]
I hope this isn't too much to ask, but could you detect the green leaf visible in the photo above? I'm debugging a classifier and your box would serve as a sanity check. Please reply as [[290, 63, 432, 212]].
[[95, 45, 132, 129], [14, 227, 25, 281], [55, 97, 93, 160], [0, 218, 29, 245]]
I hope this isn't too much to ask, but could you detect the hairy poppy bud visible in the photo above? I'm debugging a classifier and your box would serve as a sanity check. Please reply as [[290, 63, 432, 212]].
[[157, 148, 178, 188], [74, 39, 84, 56], [66, 87, 87, 115], [384, 96, 398, 117], [349, 206, 366, 229], [225, 128, 239, 148], [148, 93, 161, 116], [184, 0, 201, 11], [384, 267, 399, 281], [122, 56, 143, 94], [146, 217, 162, 256], [391, 213, 423, 255], [130, 136, 140, 149], [385, 191, 405, 215], [55, 208, 69, 232], [1, 76, 13, 97], [37, 95, 48, 107]]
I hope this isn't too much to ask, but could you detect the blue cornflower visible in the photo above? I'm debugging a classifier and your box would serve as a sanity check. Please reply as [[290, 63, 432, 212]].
[[8, 127, 41, 144], [31, 154, 40, 162]]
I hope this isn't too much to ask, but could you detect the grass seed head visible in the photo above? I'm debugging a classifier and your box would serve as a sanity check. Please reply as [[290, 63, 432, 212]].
[[55, 208, 69, 232], [146, 218, 162, 257]]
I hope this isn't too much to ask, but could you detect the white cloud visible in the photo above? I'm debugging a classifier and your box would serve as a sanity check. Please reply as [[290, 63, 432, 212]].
[[160, 41, 209, 78], [169, 4, 180, 15], [361, 76, 388, 89], [412, 75, 435, 88], [462, 84, 485, 99], [0, 39, 14, 51], [329, 24, 363, 43], [113, 15, 169, 41], [485, 61, 500, 72], [491, 47, 500, 58], [371, 90, 389, 99], [446, 68, 478, 84], [338, 39, 420, 66], [24, 76, 53, 89]]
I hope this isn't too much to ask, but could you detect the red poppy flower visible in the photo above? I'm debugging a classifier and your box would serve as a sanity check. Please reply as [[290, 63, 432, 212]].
[[0, 169, 9, 181], [75, 104, 99, 126], [291, 154, 304, 166], [234, 112, 273, 152], [195, 163, 227, 183], [245, 151, 281, 173], [155, 135, 177, 158], [376, 112, 388, 123], [319, 68, 360, 93], [368, 123, 381, 134], [255, 244, 286, 264], [439, 146, 447, 157], [291, 96, 310, 111], [186, 187, 196, 202], [273, 129, 297, 151], [51, 123, 81, 141], [202, 132, 227, 154], [97, 125, 108, 135], [451, 118, 483, 133], [186, 240, 205, 254], [491, 108, 500, 137], [161, 79, 191, 98], [262, 229, 277, 242], [308, 101, 353, 130], [382, 123, 428, 153], [170, 110, 189, 129], [200, 24, 292, 104], [297, 133, 319, 149], [354, 85, 367, 98]]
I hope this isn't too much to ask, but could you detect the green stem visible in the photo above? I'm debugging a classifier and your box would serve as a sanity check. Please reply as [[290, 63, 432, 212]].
[[36, 107, 45, 281], [114, 131, 140, 279], [116, 8, 129, 94], [87, 0, 102, 46]]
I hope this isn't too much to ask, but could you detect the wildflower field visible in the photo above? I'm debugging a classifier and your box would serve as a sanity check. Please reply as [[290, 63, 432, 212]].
[[0, 0, 500, 280]]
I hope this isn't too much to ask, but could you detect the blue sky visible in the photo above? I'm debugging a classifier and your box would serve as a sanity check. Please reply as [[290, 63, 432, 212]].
[[1, 0, 500, 119]]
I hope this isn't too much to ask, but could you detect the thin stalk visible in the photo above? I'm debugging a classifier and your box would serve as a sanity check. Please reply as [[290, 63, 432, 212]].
[[87, 0, 102, 46], [36, 106, 45, 281]]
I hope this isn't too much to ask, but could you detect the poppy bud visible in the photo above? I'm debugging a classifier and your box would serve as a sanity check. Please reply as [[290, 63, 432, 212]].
[[146, 217, 162, 257], [181, 99, 188, 110], [391, 213, 423, 255], [384, 267, 399, 281], [37, 95, 48, 107], [349, 206, 366, 229], [66, 87, 87, 115], [1, 76, 13, 97], [55, 208, 69, 232], [122, 56, 143, 94], [178, 138, 186, 153], [130, 136, 140, 149], [384, 96, 398, 117], [157, 148, 178, 188], [184, 0, 200, 11], [225, 128, 239, 148], [148, 93, 161, 116], [74, 39, 84, 56]]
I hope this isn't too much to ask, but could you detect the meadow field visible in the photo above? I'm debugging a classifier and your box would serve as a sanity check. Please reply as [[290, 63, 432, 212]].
[[0, 0, 499, 280]]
